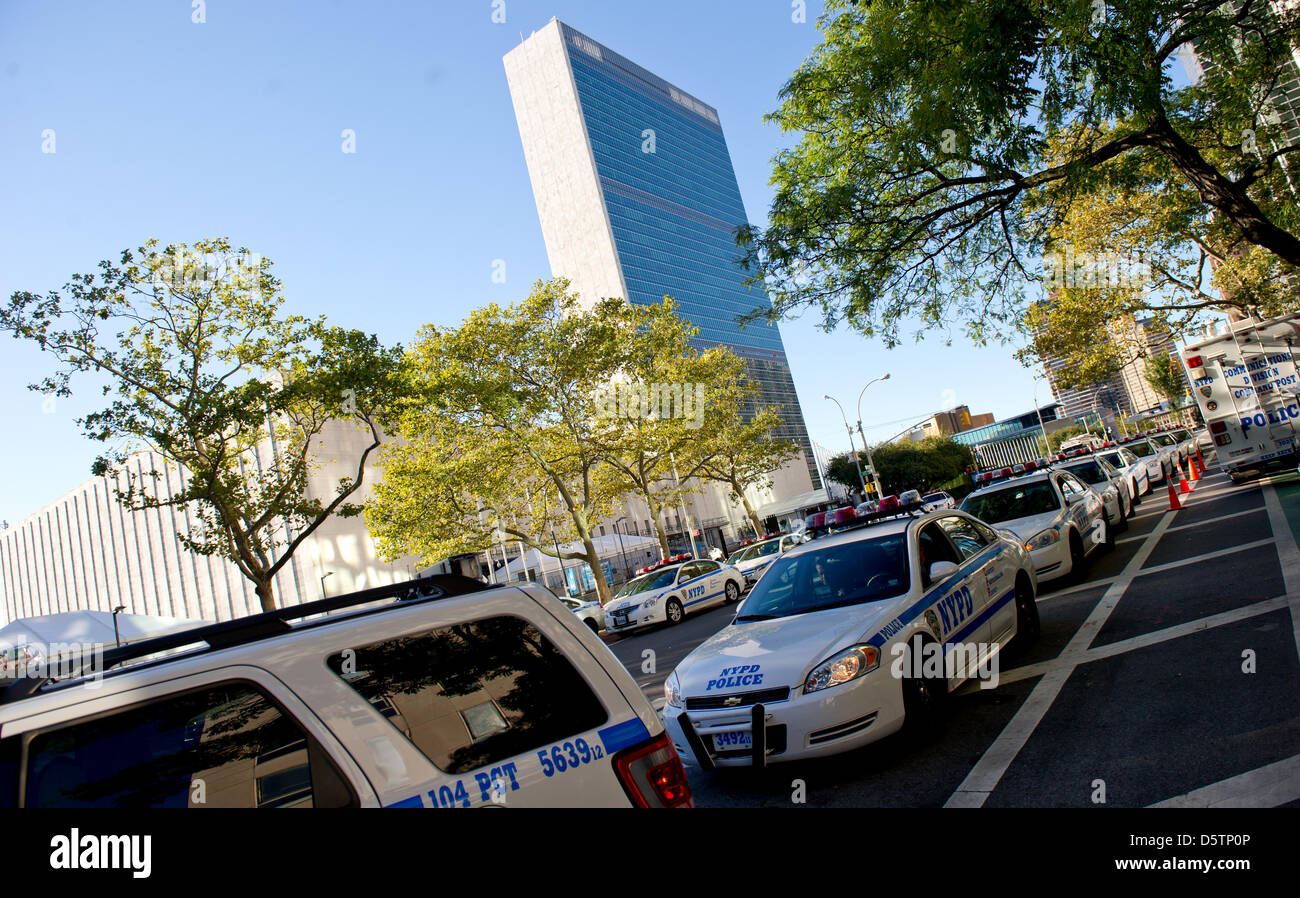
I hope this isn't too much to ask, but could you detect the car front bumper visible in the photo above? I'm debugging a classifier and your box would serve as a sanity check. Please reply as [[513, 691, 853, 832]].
[[604, 605, 664, 633], [661, 672, 906, 767], [1028, 538, 1071, 582]]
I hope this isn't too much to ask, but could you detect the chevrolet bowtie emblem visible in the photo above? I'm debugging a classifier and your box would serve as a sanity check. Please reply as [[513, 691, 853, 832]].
[[723, 696, 743, 706]]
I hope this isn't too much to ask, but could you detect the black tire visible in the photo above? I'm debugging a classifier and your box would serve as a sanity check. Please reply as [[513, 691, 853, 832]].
[[901, 635, 948, 739], [1067, 530, 1086, 582], [724, 581, 740, 604], [1009, 575, 1040, 655], [1118, 492, 1130, 531], [665, 598, 684, 625], [1100, 512, 1114, 551], [1131, 479, 1141, 505], [584, 618, 600, 634]]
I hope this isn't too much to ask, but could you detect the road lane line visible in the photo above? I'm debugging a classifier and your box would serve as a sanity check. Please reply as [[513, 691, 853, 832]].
[[1116, 506, 1266, 545], [1261, 482, 1300, 664], [1149, 753, 1300, 807], [1040, 536, 1275, 602], [986, 595, 1292, 689], [944, 510, 1176, 807]]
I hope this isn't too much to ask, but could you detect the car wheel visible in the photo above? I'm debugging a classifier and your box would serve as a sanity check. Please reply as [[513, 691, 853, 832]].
[[1067, 530, 1086, 581], [584, 618, 600, 634], [665, 598, 684, 625], [725, 581, 740, 604], [1009, 575, 1040, 654], [1118, 493, 1130, 531], [1100, 513, 1114, 551], [1131, 479, 1141, 505], [901, 635, 948, 739]]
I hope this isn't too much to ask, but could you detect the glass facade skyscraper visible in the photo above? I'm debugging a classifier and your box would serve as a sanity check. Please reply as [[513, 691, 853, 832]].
[[505, 20, 820, 490]]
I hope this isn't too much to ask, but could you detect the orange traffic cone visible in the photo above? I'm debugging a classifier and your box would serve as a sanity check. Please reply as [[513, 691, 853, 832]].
[[1195, 446, 1208, 474], [1167, 478, 1184, 511], [1178, 460, 1191, 493], [1188, 454, 1200, 482]]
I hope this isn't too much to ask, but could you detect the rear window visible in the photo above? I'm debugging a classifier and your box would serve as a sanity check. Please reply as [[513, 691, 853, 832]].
[[326, 615, 607, 775], [960, 481, 1061, 524], [1127, 441, 1156, 458]]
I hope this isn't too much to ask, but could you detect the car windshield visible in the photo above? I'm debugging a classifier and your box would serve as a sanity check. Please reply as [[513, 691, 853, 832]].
[[922, 493, 946, 502], [1149, 434, 1175, 448], [727, 540, 781, 564], [1064, 461, 1108, 485], [616, 567, 680, 597], [1169, 429, 1191, 441], [735, 534, 909, 620], [960, 481, 1061, 524], [1097, 451, 1125, 469], [1127, 441, 1156, 458]]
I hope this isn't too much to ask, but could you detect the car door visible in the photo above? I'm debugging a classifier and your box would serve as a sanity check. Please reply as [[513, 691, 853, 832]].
[[918, 521, 991, 682], [936, 514, 1010, 652], [1059, 472, 1103, 546], [676, 562, 710, 612], [693, 559, 726, 608]]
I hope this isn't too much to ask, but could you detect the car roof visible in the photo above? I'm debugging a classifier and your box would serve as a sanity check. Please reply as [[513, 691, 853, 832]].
[[965, 470, 1054, 498], [779, 516, 914, 559]]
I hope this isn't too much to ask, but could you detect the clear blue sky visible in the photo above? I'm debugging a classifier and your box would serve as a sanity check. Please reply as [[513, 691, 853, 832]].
[[0, 0, 1053, 525]]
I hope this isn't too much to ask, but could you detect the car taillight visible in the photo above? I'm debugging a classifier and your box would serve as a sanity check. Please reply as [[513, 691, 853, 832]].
[[1210, 421, 1227, 433], [612, 731, 693, 808]]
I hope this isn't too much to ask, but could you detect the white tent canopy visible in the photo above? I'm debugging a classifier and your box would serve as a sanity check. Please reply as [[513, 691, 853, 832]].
[[499, 532, 664, 579], [0, 610, 211, 653]]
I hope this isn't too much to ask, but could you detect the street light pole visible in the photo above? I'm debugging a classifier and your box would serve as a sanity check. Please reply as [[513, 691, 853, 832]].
[[853, 373, 891, 500], [320, 571, 333, 600], [824, 394, 866, 500], [613, 517, 631, 583], [112, 606, 125, 648]]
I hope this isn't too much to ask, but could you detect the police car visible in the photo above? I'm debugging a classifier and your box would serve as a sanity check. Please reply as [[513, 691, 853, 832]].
[[1094, 444, 1150, 502], [1056, 454, 1131, 533], [660, 509, 1038, 767], [559, 595, 605, 633], [960, 463, 1108, 583], [725, 534, 803, 590], [1121, 435, 1177, 485], [603, 557, 745, 634], [0, 575, 691, 808]]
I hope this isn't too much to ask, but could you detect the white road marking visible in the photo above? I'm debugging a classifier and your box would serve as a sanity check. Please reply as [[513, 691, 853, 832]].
[[1260, 481, 1300, 665], [1149, 753, 1300, 808], [944, 510, 1176, 807], [988, 595, 1293, 689], [1115, 505, 1266, 545], [1137, 537, 1276, 577]]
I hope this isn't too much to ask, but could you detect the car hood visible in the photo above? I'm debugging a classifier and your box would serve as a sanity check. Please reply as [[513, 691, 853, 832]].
[[674, 603, 897, 696], [605, 588, 668, 614], [996, 511, 1061, 541], [732, 556, 776, 574]]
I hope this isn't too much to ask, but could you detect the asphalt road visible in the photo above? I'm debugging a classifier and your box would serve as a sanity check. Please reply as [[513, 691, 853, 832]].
[[601, 461, 1300, 807]]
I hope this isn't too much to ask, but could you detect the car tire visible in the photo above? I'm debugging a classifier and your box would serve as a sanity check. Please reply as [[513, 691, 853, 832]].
[[1067, 530, 1086, 581], [665, 598, 684, 625], [901, 635, 948, 739], [1099, 513, 1114, 551], [1118, 493, 1130, 531], [724, 581, 740, 604], [584, 618, 600, 634], [1131, 479, 1141, 505], [1009, 574, 1040, 655]]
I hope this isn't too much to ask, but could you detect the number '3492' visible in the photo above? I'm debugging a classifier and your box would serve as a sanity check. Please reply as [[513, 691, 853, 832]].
[[537, 738, 603, 776]]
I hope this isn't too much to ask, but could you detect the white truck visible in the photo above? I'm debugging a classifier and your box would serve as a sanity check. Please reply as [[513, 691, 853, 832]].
[[1180, 313, 1300, 481]]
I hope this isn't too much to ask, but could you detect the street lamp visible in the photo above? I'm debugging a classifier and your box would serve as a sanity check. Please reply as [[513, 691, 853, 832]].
[[320, 571, 334, 600], [112, 606, 125, 648], [612, 517, 632, 584], [824, 394, 867, 500], [853, 373, 891, 500]]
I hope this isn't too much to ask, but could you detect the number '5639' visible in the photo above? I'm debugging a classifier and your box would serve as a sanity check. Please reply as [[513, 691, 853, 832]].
[[537, 738, 604, 776]]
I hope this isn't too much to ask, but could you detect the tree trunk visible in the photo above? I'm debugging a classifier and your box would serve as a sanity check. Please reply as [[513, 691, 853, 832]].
[[579, 534, 613, 606], [735, 483, 764, 536], [254, 578, 276, 613]]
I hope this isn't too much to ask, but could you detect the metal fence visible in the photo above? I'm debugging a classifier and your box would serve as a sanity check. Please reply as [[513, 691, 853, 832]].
[[973, 432, 1046, 470]]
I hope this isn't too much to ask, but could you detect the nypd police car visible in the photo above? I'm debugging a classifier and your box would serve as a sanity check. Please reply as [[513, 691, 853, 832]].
[[1056, 455, 1131, 534], [660, 510, 1038, 767], [1094, 444, 1150, 501], [725, 534, 803, 590], [603, 558, 744, 634], [960, 463, 1108, 583]]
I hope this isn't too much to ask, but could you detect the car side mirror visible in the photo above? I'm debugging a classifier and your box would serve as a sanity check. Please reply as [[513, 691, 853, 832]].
[[929, 560, 959, 582]]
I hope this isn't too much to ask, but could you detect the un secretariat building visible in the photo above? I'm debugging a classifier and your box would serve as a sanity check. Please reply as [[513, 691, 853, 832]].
[[504, 20, 821, 492]]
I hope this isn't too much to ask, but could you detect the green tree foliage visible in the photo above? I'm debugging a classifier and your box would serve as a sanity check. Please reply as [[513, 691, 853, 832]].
[[1145, 352, 1190, 407], [739, 0, 1300, 345], [824, 452, 865, 493], [688, 406, 800, 535], [869, 437, 974, 496], [0, 239, 408, 611]]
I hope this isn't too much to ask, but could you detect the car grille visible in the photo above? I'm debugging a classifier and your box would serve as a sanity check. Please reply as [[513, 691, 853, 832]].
[[685, 687, 790, 710], [809, 713, 878, 745]]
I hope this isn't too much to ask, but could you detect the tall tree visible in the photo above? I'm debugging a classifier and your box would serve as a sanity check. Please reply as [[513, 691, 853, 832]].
[[689, 406, 800, 536], [739, 0, 1300, 345], [1145, 351, 1190, 407], [0, 238, 408, 611], [366, 279, 686, 605]]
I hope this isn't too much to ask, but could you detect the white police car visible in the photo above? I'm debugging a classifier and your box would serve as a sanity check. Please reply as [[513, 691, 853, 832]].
[[1094, 445, 1150, 501], [660, 510, 1038, 767], [725, 534, 803, 590], [960, 464, 1108, 583], [1121, 436, 1176, 485], [559, 595, 605, 633], [1057, 455, 1131, 534], [603, 558, 744, 635], [0, 574, 691, 807]]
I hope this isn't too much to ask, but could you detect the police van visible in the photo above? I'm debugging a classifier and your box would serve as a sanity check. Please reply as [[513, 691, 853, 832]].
[[661, 509, 1038, 767], [1181, 313, 1300, 480], [0, 576, 691, 808]]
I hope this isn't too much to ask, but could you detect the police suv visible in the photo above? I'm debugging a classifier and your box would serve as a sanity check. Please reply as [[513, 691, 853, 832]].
[[0, 575, 691, 808], [603, 557, 745, 635], [660, 509, 1038, 767], [960, 462, 1108, 583]]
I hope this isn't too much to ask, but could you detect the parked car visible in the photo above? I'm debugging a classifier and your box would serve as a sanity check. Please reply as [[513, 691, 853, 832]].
[[603, 558, 745, 634], [559, 595, 605, 633]]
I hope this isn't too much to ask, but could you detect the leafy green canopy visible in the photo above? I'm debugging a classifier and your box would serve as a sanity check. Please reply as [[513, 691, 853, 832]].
[[1, 238, 407, 610], [740, 0, 1300, 345]]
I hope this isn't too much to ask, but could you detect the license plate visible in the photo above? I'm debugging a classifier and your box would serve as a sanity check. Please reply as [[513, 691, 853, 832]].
[[712, 730, 752, 751]]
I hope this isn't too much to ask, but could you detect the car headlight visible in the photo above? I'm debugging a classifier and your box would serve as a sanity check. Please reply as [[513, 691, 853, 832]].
[[664, 671, 683, 708], [643, 596, 659, 608], [1025, 528, 1060, 551], [804, 645, 879, 694]]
